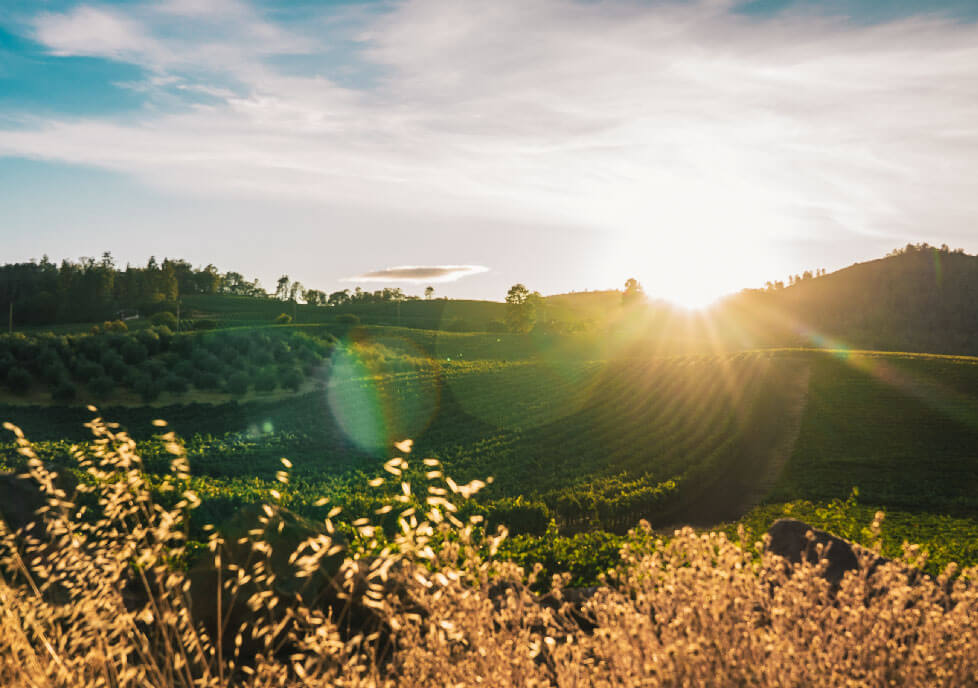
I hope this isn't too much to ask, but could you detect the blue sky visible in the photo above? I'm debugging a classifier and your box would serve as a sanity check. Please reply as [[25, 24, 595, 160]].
[[1, 0, 977, 305]]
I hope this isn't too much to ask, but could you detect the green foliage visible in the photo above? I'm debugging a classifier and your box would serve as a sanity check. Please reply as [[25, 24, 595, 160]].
[[121, 340, 148, 364], [505, 284, 538, 333], [50, 380, 77, 403], [4, 327, 978, 591], [74, 358, 104, 382], [6, 366, 32, 395], [162, 375, 189, 395], [227, 371, 250, 396], [192, 370, 221, 391], [150, 311, 178, 329], [336, 313, 359, 325], [193, 319, 218, 331], [281, 368, 303, 392], [87, 375, 115, 398], [99, 320, 129, 334], [499, 526, 624, 590], [275, 313, 293, 324], [134, 376, 161, 403], [254, 368, 278, 392], [733, 496, 978, 578], [135, 328, 161, 354]]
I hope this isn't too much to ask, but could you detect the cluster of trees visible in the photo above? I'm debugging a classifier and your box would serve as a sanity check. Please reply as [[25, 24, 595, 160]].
[[0, 255, 441, 328], [0, 254, 261, 326], [764, 268, 826, 292], [272, 276, 434, 309], [886, 242, 966, 257], [0, 328, 334, 403], [502, 280, 644, 334]]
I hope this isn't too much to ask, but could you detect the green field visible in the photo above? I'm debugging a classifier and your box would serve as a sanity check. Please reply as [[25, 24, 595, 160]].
[[2, 324, 978, 584]]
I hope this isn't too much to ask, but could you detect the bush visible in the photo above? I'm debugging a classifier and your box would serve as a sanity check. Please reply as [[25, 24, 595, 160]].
[[6, 366, 32, 395], [272, 340, 292, 362], [254, 368, 278, 392], [135, 329, 161, 355], [150, 311, 179, 329], [122, 340, 148, 365], [336, 313, 359, 325], [227, 372, 250, 396], [140, 359, 168, 380], [138, 295, 176, 317], [50, 379, 77, 403], [133, 377, 161, 403], [172, 360, 195, 378], [275, 313, 293, 324], [152, 325, 174, 349], [102, 320, 129, 333], [99, 347, 123, 367], [105, 357, 132, 382], [193, 319, 218, 331], [41, 362, 69, 385], [281, 367, 304, 392], [219, 346, 241, 365], [486, 319, 508, 333], [192, 370, 221, 391], [38, 351, 68, 383], [37, 347, 62, 372], [192, 348, 219, 369], [87, 375, 115, 398], [251, 349, 274, 367], [74, 358, 105, 382], [162, 375, 189, 395]]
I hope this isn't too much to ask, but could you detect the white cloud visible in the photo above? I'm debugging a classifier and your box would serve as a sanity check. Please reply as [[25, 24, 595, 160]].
[[33, 5, 164, 61], [6, 0, 978, 295], [345, 265, 490, 283]]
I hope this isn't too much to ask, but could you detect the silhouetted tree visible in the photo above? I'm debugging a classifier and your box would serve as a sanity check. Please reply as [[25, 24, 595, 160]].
[[328, 290, 350, 307], [505, 284, 537, 333], [288, 281, 304, 303], [622, 278, 645, 306], [275, 276, 291, 301]]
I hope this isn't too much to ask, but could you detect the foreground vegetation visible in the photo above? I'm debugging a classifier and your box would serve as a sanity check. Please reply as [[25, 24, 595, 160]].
[[2, 419, 978, 687]]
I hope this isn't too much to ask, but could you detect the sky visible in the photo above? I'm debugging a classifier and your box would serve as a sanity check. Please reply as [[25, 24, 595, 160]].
[[1, 0, 977, 307]]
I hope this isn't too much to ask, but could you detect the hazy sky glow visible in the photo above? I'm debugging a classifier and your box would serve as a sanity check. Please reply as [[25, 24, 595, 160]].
[[1, 0, 976, 306]]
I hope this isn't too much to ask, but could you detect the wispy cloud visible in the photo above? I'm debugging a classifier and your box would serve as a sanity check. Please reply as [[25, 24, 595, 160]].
[[33, 6, 162, 61], [344, 265, 489, 283], [3, 0, 978, 292]]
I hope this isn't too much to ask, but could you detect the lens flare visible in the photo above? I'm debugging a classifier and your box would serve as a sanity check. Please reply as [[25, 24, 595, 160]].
[[326, 336, 440, 453]]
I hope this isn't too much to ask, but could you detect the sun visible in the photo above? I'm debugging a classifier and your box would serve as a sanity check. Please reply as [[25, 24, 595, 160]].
[[638, 257, 740, 311]]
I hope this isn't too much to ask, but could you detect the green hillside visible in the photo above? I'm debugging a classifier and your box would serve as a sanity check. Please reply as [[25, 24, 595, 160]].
[[716, 244, 978, 355]]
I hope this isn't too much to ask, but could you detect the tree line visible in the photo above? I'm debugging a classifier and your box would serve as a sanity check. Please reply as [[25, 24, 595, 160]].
[[0, 254, 438, 327]]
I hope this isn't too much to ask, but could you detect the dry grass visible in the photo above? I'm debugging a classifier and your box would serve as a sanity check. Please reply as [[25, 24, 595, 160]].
[[1, 413, 977, 687]]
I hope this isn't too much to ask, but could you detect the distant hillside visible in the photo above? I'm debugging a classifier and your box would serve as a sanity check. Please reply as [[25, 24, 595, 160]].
[[716, 245, 978, 355]]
